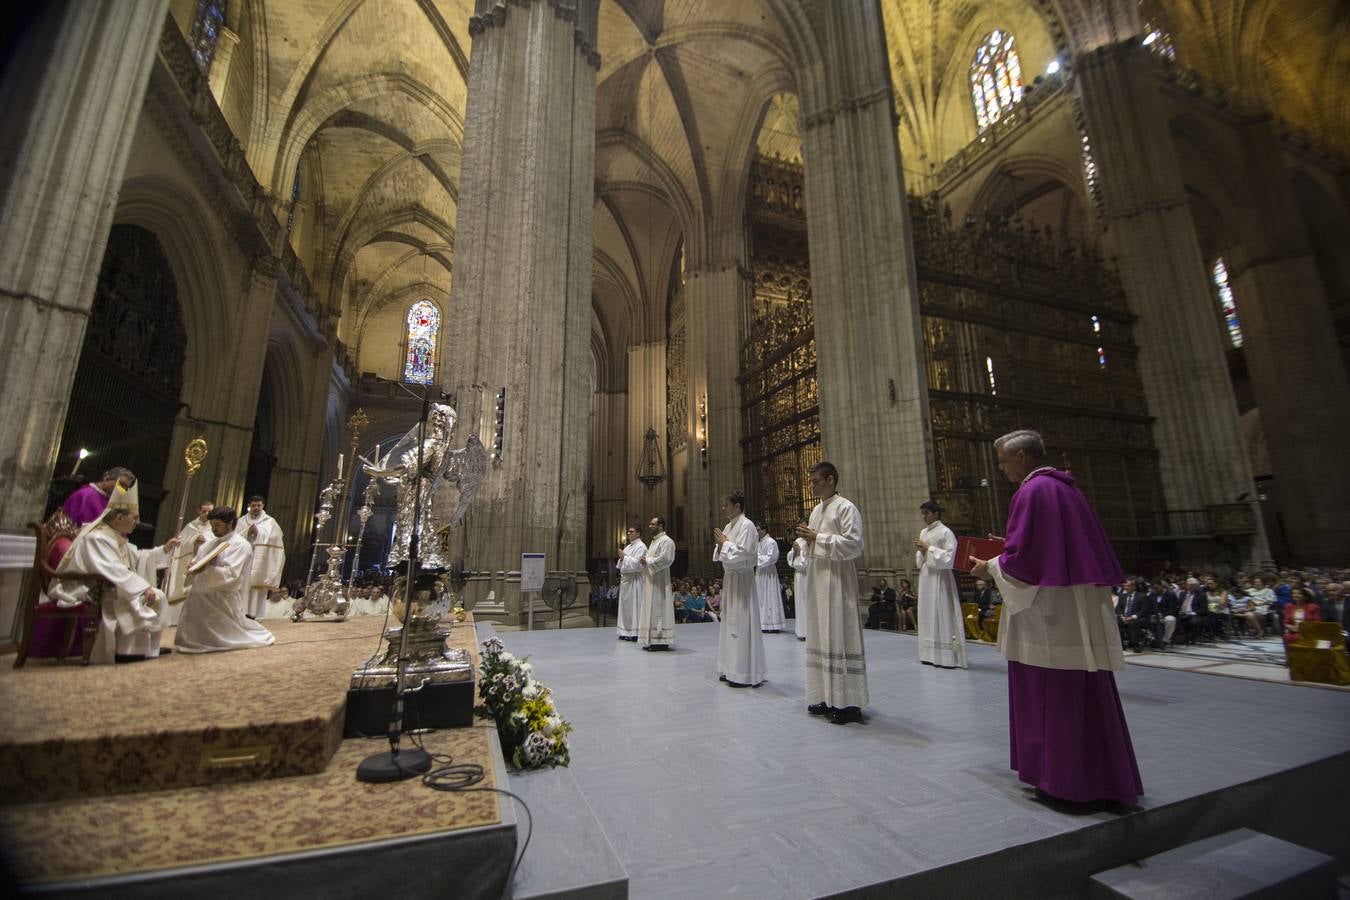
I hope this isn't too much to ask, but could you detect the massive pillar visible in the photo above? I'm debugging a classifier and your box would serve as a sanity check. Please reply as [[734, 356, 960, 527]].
[[1075, 42, 1268, 565], [626, 340, 668, 515], [0, 0, 169, 532], [682, 263, 751, 575], [793, 1, 933, 578], [1224, 118, 1350, 561], [446, 0, 599, 620]]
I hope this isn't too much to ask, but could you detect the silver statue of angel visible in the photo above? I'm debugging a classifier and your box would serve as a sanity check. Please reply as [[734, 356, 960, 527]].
[[359, 403, 473, 570]]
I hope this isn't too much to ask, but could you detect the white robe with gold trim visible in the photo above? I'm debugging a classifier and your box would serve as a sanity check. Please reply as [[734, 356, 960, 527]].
[[236, 511, 285, 618], [162, 517, 211, 625], [48, 524, 170, 664], [616, 539, 646, 638], [638, 532, 676, 647]]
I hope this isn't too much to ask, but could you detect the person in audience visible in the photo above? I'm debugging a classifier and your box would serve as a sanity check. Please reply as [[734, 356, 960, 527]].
[[1150, 578, 1179, 647], [1205, 576, 1231, 637], [896, 579, 917, 631], [706, 580, 721, 618], [1281, 587, 1321, 650], [1247, 576, 1276, 636], [684, 586, 709, 623], [971, 578, 999, 632], [1176, 577, 1208, 643], [1118, 578, 1154, 651], [1226, 581, 1256, 638]]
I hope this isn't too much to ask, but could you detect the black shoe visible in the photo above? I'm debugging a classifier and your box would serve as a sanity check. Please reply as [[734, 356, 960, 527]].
[[829, 706, 863, 725], [807, 702, 829, 716], [727, 680, 750, 688], [245, 614, 256, 620], [641, 645, 653, 651], [797, 636, 806, 641], [719, 674, 728, 682]]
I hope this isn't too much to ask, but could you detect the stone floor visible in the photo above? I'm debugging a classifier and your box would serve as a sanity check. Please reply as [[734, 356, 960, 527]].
[[498, 621, 1350, 899]]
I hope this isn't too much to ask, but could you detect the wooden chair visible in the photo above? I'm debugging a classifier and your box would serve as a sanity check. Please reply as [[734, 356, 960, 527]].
[[962, 602, 983, 640], [981, 604, 1003, 643], [1286, 621, 1350, 686], [13, 517, 103, 668]]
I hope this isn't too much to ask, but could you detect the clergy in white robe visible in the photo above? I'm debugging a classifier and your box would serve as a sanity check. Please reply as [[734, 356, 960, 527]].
[[754, 527, 786, 632], [788, 538, 810, 641], [713, 492, 765, 687], [796, 462, 868, 723], [915, 501, 968, 669], [175, 508, 276, 653], [638, 515, 677, 649], [48, 483, 178, 664], [616, 527, 646, 640], [236, 497, 285, 618], [162, 501, 215, 626]]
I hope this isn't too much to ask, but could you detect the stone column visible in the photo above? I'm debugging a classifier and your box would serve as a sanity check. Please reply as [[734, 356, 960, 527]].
[[156, 254, 278, 538], [446, 0, 599, 619], [794, 2, 933, 578], [1075, 43, 1269, 566], [590, 389, 626, 573], [0, 0, 169, 533], [206, 26, 239, 102], [681, 263, 751, 575], [1225, 118, 1350, 561], [627, 340, 667, 510]]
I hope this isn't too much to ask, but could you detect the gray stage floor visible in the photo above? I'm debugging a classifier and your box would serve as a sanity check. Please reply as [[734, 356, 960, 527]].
[[498, 621, 1350, 899]]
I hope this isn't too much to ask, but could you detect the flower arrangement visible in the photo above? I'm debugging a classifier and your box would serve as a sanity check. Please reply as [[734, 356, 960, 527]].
[[475, 636, 572, 769]]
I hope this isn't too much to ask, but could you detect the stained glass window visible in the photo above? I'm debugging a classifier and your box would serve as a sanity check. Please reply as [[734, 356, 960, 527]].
[[985, 356, 997, 395], [970, 30, 1024, 132], [403, 300, 440, 384], [189, 0, 226, 73], [1142, 22, 1177, 62], [1210, 258, 1243, 348]]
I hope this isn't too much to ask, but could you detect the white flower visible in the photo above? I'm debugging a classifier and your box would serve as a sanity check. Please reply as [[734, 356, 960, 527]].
[[519, 662, 533, 674], [499, 651, 515, 663]]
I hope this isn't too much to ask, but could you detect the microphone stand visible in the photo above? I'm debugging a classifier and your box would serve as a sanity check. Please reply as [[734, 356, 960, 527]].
[[357, 383, 434, 782]]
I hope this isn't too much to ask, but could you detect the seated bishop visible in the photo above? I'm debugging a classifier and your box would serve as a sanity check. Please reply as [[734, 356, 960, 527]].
[[47, 482, 178, 664]]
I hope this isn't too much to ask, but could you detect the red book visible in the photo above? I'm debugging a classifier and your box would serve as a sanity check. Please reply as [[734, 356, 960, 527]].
[[955, 536, 1005, 573]]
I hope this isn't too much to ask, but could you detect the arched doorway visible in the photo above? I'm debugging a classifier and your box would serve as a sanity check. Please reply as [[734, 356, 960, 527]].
[[52, 224, 186, 546]]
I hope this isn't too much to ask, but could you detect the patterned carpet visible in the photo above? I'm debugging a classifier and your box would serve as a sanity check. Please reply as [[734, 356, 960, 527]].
[[0, 615, 482, 803], [1, 726, 500, 882]]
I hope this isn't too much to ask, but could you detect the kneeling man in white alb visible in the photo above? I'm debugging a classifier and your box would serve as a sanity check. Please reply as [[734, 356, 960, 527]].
[[174, 506, 276, 653]]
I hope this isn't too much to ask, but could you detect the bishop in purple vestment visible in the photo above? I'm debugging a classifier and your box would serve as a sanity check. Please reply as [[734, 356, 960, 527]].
[[971, 430, 1142, 807]]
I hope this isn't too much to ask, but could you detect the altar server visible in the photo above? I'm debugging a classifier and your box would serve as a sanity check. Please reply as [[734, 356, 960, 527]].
[[755, 525, 786, 633], [787, 537, 810, 641], [971, 429, 1142, 807], [796, 462, 868, 724], [638, 515, 677, 650], [162, 501, 215, 626], [714, 491, 764, 687], [616, 525, 646, 641], [48, 483, 178, 664], [915, 500, 967, 669], [236, 496, 285, 618], [175, 507, 276, 653]]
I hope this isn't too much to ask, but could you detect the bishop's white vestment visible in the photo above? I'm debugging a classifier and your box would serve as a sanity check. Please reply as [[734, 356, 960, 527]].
[[175, 532, 276, 653], [787, 538, 810, 641], [162, 517, 211, 626], [714, 514, 765, 685], [916, 520, 967, 668], [638, 532, 676, 647], [616, 539, 647, 639], [804, 495, 869, 709], [755, 534, 786, 632], [48, 524, 171, 664], [236, 511, 285, 618]]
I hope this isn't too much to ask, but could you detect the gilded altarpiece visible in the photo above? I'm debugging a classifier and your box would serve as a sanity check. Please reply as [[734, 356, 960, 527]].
[[742, 155, 1164, 565]]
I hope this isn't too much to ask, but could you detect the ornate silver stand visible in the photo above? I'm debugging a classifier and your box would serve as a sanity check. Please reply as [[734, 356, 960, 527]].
[[295, 480, 350, 621], [350, 573, 471, 689]]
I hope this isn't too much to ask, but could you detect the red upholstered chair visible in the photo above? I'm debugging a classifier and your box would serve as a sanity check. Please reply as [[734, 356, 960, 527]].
[[13, 515, 104, 668]]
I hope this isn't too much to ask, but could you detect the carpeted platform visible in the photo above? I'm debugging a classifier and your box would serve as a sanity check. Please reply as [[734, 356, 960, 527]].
[[0, 726, 501, 883], [0, 616, 481, 804]]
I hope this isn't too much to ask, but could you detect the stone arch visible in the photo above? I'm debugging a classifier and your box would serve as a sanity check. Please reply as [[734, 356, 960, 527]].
[[967, 155, 1093, 243]]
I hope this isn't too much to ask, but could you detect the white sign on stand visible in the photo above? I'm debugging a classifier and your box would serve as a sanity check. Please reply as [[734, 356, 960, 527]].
[[521, 553, 545, 630]]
